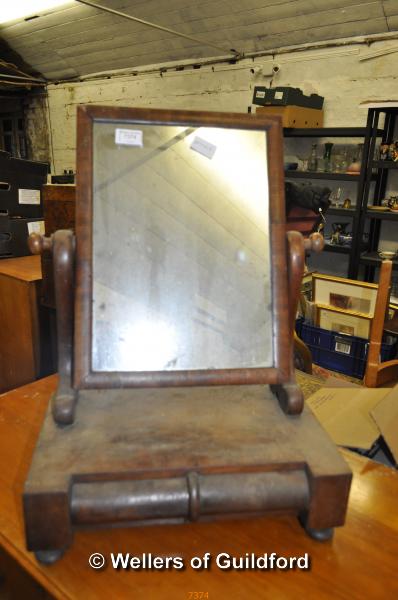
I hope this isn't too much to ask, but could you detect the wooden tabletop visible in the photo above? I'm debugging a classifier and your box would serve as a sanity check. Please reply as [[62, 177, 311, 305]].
[[1, 376, 398, 599], [0, 255, 41, 282]]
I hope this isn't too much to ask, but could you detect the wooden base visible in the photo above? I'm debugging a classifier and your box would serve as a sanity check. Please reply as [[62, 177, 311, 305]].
[[23, 385, 351, 560]]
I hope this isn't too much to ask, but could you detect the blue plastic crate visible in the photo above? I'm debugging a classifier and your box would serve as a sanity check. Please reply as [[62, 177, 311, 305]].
[[295, 318, 397, 379]]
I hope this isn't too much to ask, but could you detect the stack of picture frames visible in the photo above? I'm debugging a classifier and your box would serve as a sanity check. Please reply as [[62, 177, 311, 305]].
[[312, 274, 379, 340]]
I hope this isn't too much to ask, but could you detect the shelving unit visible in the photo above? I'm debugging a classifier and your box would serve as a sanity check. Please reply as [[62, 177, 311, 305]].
[[358, 107, 398, 281], [283, 112, 398, 280], [284, 123, 379, 278]]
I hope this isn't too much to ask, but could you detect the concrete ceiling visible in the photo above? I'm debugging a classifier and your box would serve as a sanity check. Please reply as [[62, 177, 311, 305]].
[[0, 0, 397, 82]]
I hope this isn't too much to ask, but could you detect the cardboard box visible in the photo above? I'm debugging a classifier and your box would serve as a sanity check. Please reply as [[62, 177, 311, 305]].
[[256, 105, 324, 128], [306, 378, 398, 462]]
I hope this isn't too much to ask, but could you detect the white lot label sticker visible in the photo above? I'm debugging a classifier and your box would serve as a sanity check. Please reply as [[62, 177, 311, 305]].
[[18, 188, 40, 205], [335, 340, 351, 355], [115, 128, 143, 147], [256, 90, 266, 98], [27, 221, 45, 235], [275, 91, 284, 100], [190, 136, 217, 159]]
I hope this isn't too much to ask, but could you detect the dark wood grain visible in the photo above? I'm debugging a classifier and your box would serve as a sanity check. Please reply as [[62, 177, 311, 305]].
[[1, 377, 397, 600]]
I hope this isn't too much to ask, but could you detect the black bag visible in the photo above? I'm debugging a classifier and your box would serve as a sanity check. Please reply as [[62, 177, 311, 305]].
[[285, 182, 331, 214]]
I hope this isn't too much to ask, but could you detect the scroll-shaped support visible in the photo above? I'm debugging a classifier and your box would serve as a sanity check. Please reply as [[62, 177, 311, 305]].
[[29, 230, 77, 426], [272, 231, 324, 415]]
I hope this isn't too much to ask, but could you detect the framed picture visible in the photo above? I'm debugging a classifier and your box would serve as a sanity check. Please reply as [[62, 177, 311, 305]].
[[388, 302, 398, 320], [313, 274, 378, 317], [301, 270, 315, 301], [316, 304, 372, 339]]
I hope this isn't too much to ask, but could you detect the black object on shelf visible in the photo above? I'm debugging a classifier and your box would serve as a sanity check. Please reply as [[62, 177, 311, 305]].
[[51, 173, 75, 184], [252, 86, 324, 109]]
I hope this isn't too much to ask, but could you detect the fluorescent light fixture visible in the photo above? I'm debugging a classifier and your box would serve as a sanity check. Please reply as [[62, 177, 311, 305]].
[[0, 1, 72, 24]]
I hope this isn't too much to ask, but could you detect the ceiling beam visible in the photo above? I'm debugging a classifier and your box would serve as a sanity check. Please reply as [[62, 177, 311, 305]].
[[74, 0, 242, 59]]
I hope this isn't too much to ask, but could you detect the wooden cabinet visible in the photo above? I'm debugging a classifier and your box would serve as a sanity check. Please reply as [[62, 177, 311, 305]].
[[0, 255, 54, 392]]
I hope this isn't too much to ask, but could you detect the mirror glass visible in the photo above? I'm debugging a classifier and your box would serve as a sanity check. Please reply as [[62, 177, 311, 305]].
[[92, 121, 273, 372]]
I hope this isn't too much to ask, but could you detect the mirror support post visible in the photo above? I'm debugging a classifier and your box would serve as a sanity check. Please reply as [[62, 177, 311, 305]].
[[29, 230, 78, 426], [271, 231, 324, 416]]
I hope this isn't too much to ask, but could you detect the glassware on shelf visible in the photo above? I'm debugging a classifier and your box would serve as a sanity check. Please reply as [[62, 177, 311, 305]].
[[296, 151, 308, 171], [308, 143, 318, 172], [347, 143, 363, 174], [333, 148, 349, 173], [323, 142, 333, 172], [329, 187, 343, 207]]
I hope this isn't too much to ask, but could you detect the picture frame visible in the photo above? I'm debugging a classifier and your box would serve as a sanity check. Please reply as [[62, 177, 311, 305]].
[[74, 105, 290, 389], [301, 270, 315, 301], [388, 302, 398, 320], [316, 304, 372, 339], [312, 273, 378, 317]]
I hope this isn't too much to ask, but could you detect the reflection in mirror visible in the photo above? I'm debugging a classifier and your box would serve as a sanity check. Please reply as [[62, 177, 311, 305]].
[[92, 122, 272, 372]]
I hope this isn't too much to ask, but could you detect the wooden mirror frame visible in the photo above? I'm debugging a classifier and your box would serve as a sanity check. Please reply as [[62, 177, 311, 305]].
[[73, 106, 291, 390]]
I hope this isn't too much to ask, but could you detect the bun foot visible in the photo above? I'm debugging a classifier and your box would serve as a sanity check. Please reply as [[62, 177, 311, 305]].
[[305, 526, 334, 541], [299, 515, 334, 541], [34, 549, 65, 565]]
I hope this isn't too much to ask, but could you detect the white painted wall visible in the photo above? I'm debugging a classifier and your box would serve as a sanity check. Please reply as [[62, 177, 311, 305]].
[[41, 40, 398, 173]]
